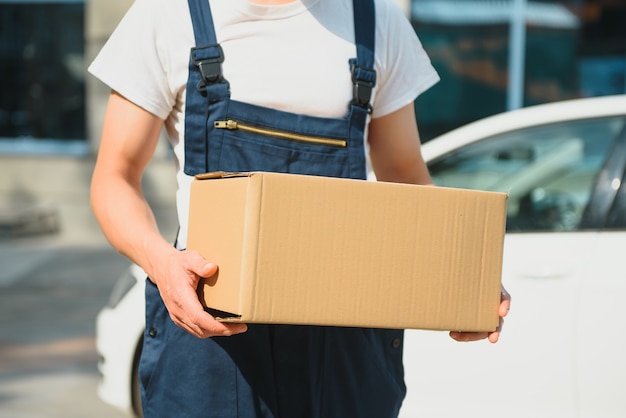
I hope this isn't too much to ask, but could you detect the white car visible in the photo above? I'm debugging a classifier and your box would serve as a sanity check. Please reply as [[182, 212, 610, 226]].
[[96, 94, 626, 417]]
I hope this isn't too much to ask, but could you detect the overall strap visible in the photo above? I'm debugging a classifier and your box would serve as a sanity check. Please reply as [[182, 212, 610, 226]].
[[188, 0, 217, 46], [185, 0, 376, 109], [350, 0, 376, 113], [184, 0, 228, 176], [187, 0, 226, 92]]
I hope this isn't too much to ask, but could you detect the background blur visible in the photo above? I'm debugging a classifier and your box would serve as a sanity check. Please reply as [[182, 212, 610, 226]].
[[0, 0, 624, 415]]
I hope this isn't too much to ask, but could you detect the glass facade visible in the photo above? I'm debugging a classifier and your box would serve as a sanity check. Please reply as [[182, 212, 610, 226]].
[[0, 0, 85, 152], [412, 0, 626, 141]]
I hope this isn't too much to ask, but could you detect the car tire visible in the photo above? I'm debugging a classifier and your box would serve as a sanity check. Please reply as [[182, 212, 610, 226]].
[[132, 335, 144, 418]]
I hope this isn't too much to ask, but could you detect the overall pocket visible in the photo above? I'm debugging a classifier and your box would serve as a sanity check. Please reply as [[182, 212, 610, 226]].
[[210, 117, 355, 179]]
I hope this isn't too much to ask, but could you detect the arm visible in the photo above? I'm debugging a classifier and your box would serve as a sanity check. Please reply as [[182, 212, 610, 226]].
[[368, 103, 510, 343], [368, 103, 432, 185], [91, 91, 247, 338]]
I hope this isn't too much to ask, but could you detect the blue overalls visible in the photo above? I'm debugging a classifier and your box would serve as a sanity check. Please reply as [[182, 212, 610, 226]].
[[139, 0, 406, 416]]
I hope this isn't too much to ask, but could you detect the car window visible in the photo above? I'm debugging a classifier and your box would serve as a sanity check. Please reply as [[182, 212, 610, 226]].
[[428, 116, 626, 232]]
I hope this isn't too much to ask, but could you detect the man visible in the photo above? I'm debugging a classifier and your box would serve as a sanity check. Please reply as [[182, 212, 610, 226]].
[[89, 0, 510, 416]]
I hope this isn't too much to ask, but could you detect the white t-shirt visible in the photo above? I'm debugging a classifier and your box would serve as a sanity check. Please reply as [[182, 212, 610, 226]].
[[89, 0, 439, 247]]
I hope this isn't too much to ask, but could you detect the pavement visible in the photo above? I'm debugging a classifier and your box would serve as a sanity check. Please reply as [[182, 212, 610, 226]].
[[0, 144, 177, 417], [0, 232, 133, 418]]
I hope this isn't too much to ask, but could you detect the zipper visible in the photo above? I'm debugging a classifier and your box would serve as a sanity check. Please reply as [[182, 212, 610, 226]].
[[214, 119, 347, 148]]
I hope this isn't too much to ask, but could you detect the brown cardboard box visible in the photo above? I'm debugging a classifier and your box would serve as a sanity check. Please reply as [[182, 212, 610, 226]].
[[187, 172, 507, 332]]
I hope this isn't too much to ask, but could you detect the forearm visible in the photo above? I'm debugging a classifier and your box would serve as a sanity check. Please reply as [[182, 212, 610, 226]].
[[91, 91, 178, 279], [371, 152, 433, 185], [90, 170, 177, 279], [368, 103, 433, 186]]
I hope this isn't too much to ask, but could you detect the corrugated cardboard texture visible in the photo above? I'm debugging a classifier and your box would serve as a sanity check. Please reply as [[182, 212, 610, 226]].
[[188, 172, 506, 331]]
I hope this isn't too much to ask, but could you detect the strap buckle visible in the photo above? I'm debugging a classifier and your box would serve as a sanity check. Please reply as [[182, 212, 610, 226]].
[[350, 61, 376, 113], [191, 44, 225, 92]]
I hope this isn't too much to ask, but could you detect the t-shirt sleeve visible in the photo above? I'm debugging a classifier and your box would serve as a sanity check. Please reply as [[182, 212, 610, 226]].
[[371, 0, 439, 119], [87, 0, 178, 120]]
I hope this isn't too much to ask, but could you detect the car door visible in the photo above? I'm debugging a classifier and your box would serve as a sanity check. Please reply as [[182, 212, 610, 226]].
[[399, 115, 626, 418], [575, 127, 626, 417]]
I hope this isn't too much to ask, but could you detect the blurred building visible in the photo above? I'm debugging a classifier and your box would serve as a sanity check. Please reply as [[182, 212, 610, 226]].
[[412, 0, 626, 139], [0, 0, 624, 240]]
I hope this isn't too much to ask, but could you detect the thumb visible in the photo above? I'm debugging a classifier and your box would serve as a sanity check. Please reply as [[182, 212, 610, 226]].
[[198, 261, 218, 278], [185, 250, 219, 278]]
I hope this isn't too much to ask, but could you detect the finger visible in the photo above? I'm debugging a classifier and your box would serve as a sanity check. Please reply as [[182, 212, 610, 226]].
[[198, 262, 218, 279], [488, 316, 505, 343], [195, 320, 247, 338], [161, 280, 217, 337], [180, 289, 248, 338], [189, 307, 247, 338], [448, 331, 488, 342], [171, 304, 248, 338], [499, 288, 511, 317], [184, 250, 218, 278], [450, 317, 504, 343], [221, 322, 249, 336]]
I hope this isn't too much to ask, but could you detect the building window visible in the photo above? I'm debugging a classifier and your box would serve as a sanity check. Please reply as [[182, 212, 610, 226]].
[[0, 0, 86, 155]]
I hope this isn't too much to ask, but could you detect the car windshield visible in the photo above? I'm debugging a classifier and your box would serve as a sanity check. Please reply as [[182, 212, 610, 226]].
[[428, 116, 626, 232]]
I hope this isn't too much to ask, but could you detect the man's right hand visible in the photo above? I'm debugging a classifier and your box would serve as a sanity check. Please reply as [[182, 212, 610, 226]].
[[150, 248, 248, 338]]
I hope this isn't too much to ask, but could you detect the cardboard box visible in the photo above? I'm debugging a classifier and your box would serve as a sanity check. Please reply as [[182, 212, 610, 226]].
[[187, 171, 507, 332]]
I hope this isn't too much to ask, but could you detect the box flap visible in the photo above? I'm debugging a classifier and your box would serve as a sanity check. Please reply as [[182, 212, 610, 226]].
[[195, 171, 253, 180], [190, 175, 251, 316]]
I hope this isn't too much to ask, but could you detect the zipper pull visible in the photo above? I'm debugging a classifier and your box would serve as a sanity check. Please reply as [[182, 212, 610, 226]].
[[214, 120, 238, 130]]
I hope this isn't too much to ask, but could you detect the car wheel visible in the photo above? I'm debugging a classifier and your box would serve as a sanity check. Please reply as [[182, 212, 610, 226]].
[[132, 335, 144, 418]]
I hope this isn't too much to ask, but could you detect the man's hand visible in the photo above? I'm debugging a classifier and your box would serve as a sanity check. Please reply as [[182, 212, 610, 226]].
[[449, 286, 511, 343], [151, 248, 248, 339]]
